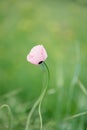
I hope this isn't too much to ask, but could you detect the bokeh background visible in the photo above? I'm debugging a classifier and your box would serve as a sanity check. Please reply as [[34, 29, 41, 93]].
[[0, 0, 87, 130]]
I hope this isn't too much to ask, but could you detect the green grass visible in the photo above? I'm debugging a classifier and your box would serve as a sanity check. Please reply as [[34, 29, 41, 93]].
[[0, 0, 87, 130]]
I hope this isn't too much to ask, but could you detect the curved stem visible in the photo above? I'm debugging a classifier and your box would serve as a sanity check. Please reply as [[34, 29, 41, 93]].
[[25, 62, 49, 130], [0, 104, 13, 130], [38, 62, 49, 130], [25, 96, 41, 130], [38, 102, 42, 130], [38, 80, 48, 130]]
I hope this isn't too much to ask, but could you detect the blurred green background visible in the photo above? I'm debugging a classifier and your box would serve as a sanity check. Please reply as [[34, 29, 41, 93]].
[[0, 0, 87, 129]]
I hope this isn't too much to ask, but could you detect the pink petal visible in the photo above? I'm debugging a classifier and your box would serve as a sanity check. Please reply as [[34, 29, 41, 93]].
[[27, 45, 48, 65]]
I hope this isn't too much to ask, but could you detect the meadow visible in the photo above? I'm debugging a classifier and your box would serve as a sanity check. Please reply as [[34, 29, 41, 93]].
[[0, 0, 87, 130]]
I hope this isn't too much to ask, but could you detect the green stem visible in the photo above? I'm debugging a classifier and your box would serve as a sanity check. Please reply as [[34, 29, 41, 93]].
[[38, 62, 49, 130], [25, 96, 41, 130], [0, 104, 13, 130], [78, 79, 87, 96], [38, 101, 42, 130], [38, 86, 47, 130], [25, 62, 49, 130], [63, 111, 87, 121]]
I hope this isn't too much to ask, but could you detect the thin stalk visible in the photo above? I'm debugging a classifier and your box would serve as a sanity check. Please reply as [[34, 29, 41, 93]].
[[0, 104, 13, 130], [38, 101, 42, 130], [38, 62, 49, 130], [78, 80, 87, 96], [63, 111, 87, 121], [25, 62, 49, 130], [25, 96, 41, 130]]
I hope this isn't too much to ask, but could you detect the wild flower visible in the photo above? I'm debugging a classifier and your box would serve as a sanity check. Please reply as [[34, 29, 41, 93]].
[[26, 44, 49, 130]]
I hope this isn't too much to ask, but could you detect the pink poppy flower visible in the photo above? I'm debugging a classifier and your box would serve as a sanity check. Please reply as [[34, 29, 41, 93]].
[[27, 45, 48, 65]]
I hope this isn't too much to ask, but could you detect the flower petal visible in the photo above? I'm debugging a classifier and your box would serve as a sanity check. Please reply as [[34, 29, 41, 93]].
[[27, 45, 48, 65]]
